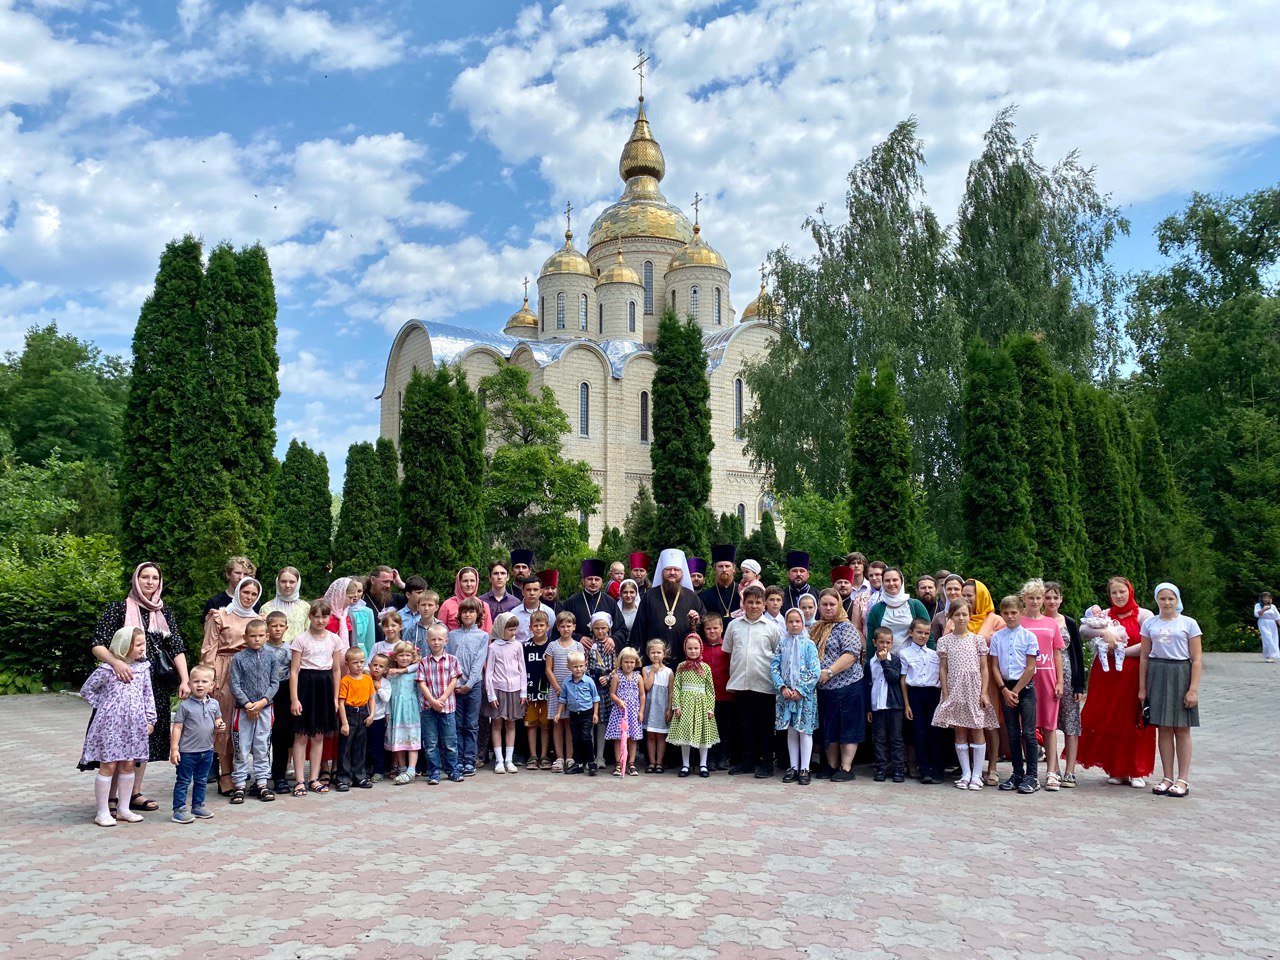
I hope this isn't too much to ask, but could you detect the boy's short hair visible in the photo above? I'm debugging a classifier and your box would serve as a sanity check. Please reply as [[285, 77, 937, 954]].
[[369, 653, 390, 668], [566, 651, 587, 667], [264, 610, 287, 624], [190, 663, 217, 681], [516, 573, 541, 588], [530, 610, 550, 626], [344, 647, 366, 662], [226, 555, 256, 576], [426, 623, 448, 640], [909, 617, 932, 632], [489, 560, 508, 574], [417, 590, 440, 607], [379, 609, 402, 627], [873, 626, 893, 642], [741, 583, 766, 600], [244, 618, 267, 634], [404, 575, 429, 594], [764, 585, 784, 599], [309, 599, 332, 619], [555, 610, 576, 627], [701, 611, 723, 627], [458, 597, 484, 619], [999, 595, 1023, 613]]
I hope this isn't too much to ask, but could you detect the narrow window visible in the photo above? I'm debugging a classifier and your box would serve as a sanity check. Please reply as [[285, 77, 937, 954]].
[[540, 296, 544, 331], [628, 300, 636, 333], [598, 302, 604, 334], [737, 503, 747, 527], [580, 294, 588, 331], [643, 261, 654, 314], [690, 285, 699, 321], [715, 287, 722, 325], [671, 289, 676, 310], [640, 390, 650, 443], [579, 382, 590, 437], [556, 292, 565, 330], [734, 377, 744, 439]]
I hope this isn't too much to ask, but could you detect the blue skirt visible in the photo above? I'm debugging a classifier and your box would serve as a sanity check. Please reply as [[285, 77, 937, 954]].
[[819, 682, 865, 745]]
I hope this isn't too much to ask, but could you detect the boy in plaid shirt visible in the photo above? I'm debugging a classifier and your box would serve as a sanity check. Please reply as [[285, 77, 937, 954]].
[[416, 623, 462, 784]]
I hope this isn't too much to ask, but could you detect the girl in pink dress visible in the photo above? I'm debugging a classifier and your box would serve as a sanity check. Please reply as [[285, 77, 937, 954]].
[[1020, 579, 1066, 790], [932, 599, 999, 791]]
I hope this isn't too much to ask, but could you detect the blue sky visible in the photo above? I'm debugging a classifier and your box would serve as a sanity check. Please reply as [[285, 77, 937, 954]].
[[2, 0, 1278, 489]]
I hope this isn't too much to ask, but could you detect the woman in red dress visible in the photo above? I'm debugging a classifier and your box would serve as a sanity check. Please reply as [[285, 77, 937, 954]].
[[1077, 577, 1156, 787]]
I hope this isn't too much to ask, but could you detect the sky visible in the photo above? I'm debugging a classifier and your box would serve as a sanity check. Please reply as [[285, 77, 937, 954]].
[[2, 0, 1278, 489]]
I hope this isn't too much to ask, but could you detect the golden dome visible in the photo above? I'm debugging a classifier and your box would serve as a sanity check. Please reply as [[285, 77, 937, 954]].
[[539, 230, 593, 278], [596, 247, 640, 286], [619, 101, 666, 182], [741, 282, 777, 322], [666, 224, 727, 273], [504, 295, 538, 333]]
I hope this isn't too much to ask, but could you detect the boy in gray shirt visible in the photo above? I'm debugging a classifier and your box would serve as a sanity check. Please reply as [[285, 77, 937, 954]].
[[170, 664, 225, 824]]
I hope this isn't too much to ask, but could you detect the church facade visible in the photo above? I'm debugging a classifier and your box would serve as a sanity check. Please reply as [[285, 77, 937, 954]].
[[379, 95, 779, 544]]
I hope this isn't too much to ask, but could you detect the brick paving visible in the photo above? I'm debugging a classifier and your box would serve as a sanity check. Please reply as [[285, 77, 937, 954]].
[[2, 653, 1275, 959]]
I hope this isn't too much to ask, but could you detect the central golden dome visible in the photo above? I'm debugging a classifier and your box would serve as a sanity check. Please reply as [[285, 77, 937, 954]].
[[587, 99, 694, 251]]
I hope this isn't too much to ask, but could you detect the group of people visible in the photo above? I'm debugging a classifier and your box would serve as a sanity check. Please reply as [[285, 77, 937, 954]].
[[77, 544, 1206, 826]]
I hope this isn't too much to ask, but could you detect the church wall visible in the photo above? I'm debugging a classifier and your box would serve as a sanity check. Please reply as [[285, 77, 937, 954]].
[[596, 280, 644, 340], [546, 345, 612, 542], [606, 354, 656, 539], [587, 237, 684, 343], [380, 322, 434, 445], [665, 264, 733, 332], [536, 273, 595, 341]]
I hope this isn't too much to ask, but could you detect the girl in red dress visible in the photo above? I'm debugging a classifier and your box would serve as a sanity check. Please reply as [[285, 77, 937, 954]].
[[1076, 577, 1157, 786]]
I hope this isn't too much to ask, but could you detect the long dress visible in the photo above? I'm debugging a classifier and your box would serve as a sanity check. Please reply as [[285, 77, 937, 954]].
[[88, 602, 185, 764], [1077, 611, 1156, 779], [605, 672, 642, 741], [932, 632, 998, 730], [667, 662, 721, 747], [79, 661, 156, 765], [771, 634, 819, 734], [1023, 615, 1066, 730], [201, 608, 259, 775], [385, 670, 423, 751]]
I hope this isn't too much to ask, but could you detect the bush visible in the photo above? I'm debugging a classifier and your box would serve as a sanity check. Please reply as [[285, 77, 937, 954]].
[[1203, 622, 1258, 653], [0, 533, 124, 689]]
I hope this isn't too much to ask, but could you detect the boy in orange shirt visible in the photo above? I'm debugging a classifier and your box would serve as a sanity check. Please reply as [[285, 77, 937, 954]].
[[337, 648, 375, 791]]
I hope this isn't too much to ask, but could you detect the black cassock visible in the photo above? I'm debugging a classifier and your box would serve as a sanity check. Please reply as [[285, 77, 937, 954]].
[[783, 583, 815, 611], [563, 590, 620, 642], [699, 582, 740, 619], [635, 585, 706, 664]]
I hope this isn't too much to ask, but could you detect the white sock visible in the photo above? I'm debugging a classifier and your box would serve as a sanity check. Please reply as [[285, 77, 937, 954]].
[[681, 744, 691, 768], [503, 745, 515, 764], [971, 742, 987, 777], [955, 744, 971, 781], [95, 774, 113, 819], [787, 728, 801, 769], [799, 733, 813, 771], [698, 746, 709, 769], [114, 770, 142, 821]]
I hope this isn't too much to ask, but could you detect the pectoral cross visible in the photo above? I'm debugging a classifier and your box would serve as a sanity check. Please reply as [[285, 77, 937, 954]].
[[634, 51, 649, 101]]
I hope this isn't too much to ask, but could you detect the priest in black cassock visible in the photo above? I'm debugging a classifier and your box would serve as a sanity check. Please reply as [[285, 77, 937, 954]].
[[700, 543, 740, 619], [564, 558, 620, 645], [635, 548, 706, 664], [782, 550, 816, 610]]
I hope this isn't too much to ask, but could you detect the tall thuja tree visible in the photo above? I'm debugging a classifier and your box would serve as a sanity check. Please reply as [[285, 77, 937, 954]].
[[375, 437, 401, 566], [399, 367, 486, 589], [1072, 385, 1131, 592], [960, 340, 1037, 593], [120, 236, 205, 571], [264, 440, 332, 593], [1007, 334, 1089, 601], [333, 442, 384, 574], [1055, 376, 1091, 604], [651, 310, 713, 557], [952, 107, 1128, 379], [1110, 401, 1147, 592], [847, 362, 920, 572], [740, 511, 784, 586], [622, 484, 661, 560]]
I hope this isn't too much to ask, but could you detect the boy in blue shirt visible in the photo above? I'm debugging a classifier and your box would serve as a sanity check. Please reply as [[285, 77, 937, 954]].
[[988, 596, 1040, 794], [554, 652, 600, 776]]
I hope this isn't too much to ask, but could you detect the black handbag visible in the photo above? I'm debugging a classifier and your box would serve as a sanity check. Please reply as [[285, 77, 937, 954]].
[[151, 639, 177, 679]]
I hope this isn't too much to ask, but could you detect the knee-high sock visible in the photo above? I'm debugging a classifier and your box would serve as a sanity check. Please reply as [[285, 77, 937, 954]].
[[95, 774, 113, 819], [956, 743, 972, 781], [787, 728, 800, 769], [971, 741, 987, 775], [680, 744, 691, 767], [698, 746, 709, 769], [114, 769, 142, 820], [799, 732, 813, 770]]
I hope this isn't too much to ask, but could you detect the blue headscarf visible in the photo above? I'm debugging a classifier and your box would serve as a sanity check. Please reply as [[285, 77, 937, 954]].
[[1153, 582, 1184, 614]]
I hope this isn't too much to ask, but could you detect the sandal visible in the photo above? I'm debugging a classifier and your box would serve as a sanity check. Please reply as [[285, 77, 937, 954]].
[[309, 779, 329, 794], [1152, 777, 1174, 796], [292, 782, 307, 797], [1168, 779, 1190, 798], [318, 771, 332, 786], [129, 793, 159, 812], [983, 771, 1000, 787], [107, 797, 119, 819], [229, 788, 245, 804], [259, 786, 276, 802], [613, 765, 624, 778], [526, 758, 540, 770], [1045, 773, 1061, 792], [646, 764, 657, 774], [627, 764, 639, 776]]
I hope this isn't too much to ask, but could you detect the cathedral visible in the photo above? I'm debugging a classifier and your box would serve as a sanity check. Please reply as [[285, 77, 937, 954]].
[[379, 92, 780, 544]]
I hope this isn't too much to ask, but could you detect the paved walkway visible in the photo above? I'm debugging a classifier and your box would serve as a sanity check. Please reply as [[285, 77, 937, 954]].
[[2, 653, 1275, 959]]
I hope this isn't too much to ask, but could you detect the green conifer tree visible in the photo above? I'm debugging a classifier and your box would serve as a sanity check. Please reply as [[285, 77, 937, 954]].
[[622, 484, 661, 560], [375, 437, 401, 566], [740, 511, 784, 586], [264, 440, 332, 594], [333, 442, 383, 574], [232, 243, 280, 555], [1072, 385, 1130, 591]]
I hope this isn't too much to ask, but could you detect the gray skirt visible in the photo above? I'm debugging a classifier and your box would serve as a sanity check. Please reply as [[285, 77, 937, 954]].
[[1146, 659, 1200, 728], [486, 689, 525, 721], [1057, 656, 1082, 736]]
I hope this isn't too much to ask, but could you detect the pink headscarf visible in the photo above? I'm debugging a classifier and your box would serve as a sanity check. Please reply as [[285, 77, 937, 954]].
[[452, 567, 480, 601], [125, 562, 171, 636], [322, 577, 354, 644]]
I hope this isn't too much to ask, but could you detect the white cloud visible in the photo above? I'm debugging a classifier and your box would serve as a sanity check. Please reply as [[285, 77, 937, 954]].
[[177, 0, 212, 36], [220, 2, 407, 71]]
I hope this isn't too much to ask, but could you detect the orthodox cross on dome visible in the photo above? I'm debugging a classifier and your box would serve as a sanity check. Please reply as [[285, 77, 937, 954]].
[[692, 192, 702, 227], [522, 275, 529, 301], [634, 50, 649, 101], [759, 261, 766, 286], [564, 200, 573, 235]]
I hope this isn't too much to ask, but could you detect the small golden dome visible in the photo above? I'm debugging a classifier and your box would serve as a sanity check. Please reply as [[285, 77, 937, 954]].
[[596, 247, 640, 286], [504, 296, 538, 333], [619, 100, 666, 183], [539, 231, 593, 278], [741, 283, 777, 322], [666, 224, 728, 273]]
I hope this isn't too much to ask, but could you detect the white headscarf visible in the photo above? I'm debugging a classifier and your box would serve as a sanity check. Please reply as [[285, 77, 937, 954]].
[[740, 559, 761, 576], [227, 577, 262, 619], [1153, 582, 1184, 614], [655, 548, 693, 592], [780, 608, 810, 687]]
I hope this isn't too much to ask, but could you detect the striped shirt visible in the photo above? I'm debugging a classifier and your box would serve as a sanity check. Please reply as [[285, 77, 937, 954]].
[[416, 653, 462, 713]]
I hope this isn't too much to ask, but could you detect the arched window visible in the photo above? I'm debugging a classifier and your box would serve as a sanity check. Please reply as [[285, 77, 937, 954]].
[[598, 302, 604, 334], [737, 503, 747, 528], [734, 376, 744, 439], [579, 382, 590, 437], [556, 292, 565, 330], [714, 287, 722, 325], [628, 300, 636, 333], [579, 294, 588, 331], [671, 289, 676, 310], [690, 285, 699, 321], [640, 390, 650, 443], [540, 296, 545, 331], [643, 261, 654, 314]]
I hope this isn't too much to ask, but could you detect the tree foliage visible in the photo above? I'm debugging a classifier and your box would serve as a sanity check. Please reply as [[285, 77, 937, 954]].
[[740, 511, 784, 586], [651, 310, 713, 558], [265, 439, 332, 594], [622, 484, 661, 561], [375, 437, 401, 561], [333, 442, 387, 574], [781, 493, 850, 586]]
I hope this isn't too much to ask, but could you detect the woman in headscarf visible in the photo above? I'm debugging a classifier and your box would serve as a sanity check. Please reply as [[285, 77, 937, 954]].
[[612, 578, 642, 650], [1077, 576, 1156, 788], [439, 567, 494, 633], [963, 579, 1007, 785], [322, 576, 360, 644], [864, 567, 931, 656], [261, 566, 309, 642], [929, 574, 966, 643], [812, 588, 865, 782], [87, 561, 189, 814], [201, 576, 263, 794]]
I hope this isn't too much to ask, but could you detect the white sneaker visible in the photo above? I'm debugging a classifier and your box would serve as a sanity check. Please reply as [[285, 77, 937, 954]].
[[1107, 776, 1125, 785], [504, 760, 519, 774], [1128, 777, 1146, 788], [494, 761, 506, 774], [94, 813, 117, 827]]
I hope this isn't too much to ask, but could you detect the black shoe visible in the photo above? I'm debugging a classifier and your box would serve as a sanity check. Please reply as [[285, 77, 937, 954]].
[[1018, 778, 1039, 794], [999, 776, 1018, 791], [815, 766, 832, 780], [699, 767, 710, 778], [798, 770, 811, 786], [753, 764, 773, 779], [873, 770, 887, 782], [565, 762, 583, 775], [830, 769, 851, 783], [356, 779, 374, 789], [334, 781, 350, 792], [587, 764, 597, 777], [728, 762, 755, 776], [919, 775, 935, 785], [274, 779, 289, 795], [678, 767, 691, 778], [781, 767, 799, 784], [714, 758, 730, 771], [892, 771, 905, 783]]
